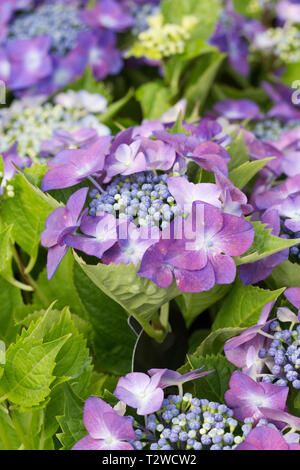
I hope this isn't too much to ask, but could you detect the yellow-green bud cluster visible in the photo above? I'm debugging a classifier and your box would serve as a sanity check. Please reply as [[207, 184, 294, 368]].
[[127, 13, 198, 60]]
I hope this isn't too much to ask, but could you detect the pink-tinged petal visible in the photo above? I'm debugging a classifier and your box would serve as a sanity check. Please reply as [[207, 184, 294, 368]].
[[122, 151, 147, 176], [208, 254, 236, 284], [141, 139, 176, 171], [236, 426, 288, 451], [260, 382, 289, 410], [284, 287, 300, 311], [83, 397, 113, 439], [167, 176, 222, 210], [46, 244, 68, 280], [72, 435, 103, 450], [227, 371, 264, 400], [174, 262, 215, 293], [214, 99, 260, 121], [213, 212, 254, 256], [138, 242, 174, 288], [136, 387, 164, 415], [102, 413, 136, 441], [165, 240, 208, 271], [276, 307, 298, 324], [258, 407, 300, 430]]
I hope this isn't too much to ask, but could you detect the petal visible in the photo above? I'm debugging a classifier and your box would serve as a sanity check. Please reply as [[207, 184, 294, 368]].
[[83, 397, 113, 439], [65, 187, 89, 224], [102, 412, 136, 441], [46, 244, 68, 280], [72, 435, 103, 451], [174, 262, 215, 293], [213, 212, 254, 256], [209, 254, 236, 284], [136, 388, 164, 415], [236, 427, 288, 451]]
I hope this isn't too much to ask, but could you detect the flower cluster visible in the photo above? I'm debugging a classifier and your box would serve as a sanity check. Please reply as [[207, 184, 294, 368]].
[[72, 367, 300, 451], [127, 13, 198, 60], [0, 90, 110, 163], [225, 288, 300, 391], [41, 119, 255, 291], [0, 0, 134, 95]]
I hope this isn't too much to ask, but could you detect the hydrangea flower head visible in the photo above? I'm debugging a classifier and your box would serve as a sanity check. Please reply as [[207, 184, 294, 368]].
[[72, 396, 136, 450]]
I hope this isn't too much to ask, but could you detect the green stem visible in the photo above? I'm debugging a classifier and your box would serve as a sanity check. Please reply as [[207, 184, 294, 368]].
[[12, 247, 48, 306], [160, 302, 170, 331], [138, 317, 165, 343]]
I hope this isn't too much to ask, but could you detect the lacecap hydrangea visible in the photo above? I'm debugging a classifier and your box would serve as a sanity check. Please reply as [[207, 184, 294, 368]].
[[41, 118, 255, 293]]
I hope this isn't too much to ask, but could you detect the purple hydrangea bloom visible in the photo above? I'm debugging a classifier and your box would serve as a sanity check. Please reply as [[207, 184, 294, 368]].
[[275, 195, 300, 232], [72, 396, 135, 450], [253, 174, 300, 210], [42, 137, 111, 191], [0, 142, 23, 193], [148, 367, 214, 394], [102, 221, 159, 266], [167, 176, 222, 212], [284, 287, 300, 319], [138, 201, 254, 293], [65, 211, 118, 260], [6, 35, 52, 90], [239, 209, 289, 285], [105, 140, 146, 178], [263, 82, 300, 122], [83, 30, 123, 81], [277, 0, 300, 23], [225, 371, 289, 424], [41, 187, 88, 279], [214, 99, 262, 122], [224, 301, 275, 378], [80, 0, 134, 32], [114, 371, 165, 415], [40, 127, 100, 158], [236, 426, 300, 451]]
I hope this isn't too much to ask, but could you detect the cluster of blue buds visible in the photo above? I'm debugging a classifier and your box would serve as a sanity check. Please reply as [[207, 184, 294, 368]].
[[131, 393, 258, 450], [8, 3, 89, 56], [259, 320, 300, 389], [89, 171, 183, 229], [252, 119, 300, 142], [281, 223, 300, 263]]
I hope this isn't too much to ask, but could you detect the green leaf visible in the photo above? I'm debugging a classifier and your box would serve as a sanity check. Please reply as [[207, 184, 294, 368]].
[[195, 327, 246, 356], [0, 335, 69, 407], [0, 404, 21, 450], [19, 305, 92, 398], [0, 225, 13, 274], [136, 81, 173, 120], [236, 221, 300, 265], [185, 53, 225, 117], [183, 354, 236, 402], [161, 0, 221, 40], [98, 89, 135, 123], [33, 251, 88, 320], [74, 263, 135, 375], [74, 253, 179, 337], [229, 158, 274, 189], [1, 172, 59, 263], [212, 280, 284, 330], [0, 276, 22, 344], [266, 260, 300, 289], [176, 285, 231, 327], [227, 130, 249, 171], [56, 384, 86, 450]]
